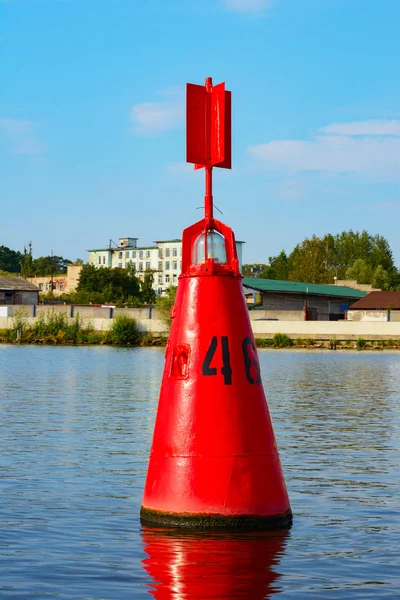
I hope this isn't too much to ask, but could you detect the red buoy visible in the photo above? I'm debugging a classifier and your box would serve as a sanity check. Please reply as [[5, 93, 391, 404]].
[[140, 78, 292, 529]]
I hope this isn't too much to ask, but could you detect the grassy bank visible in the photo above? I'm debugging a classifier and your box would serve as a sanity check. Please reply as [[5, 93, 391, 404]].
[[1, 311, 399, 350], [0, 309, 167, 347], [255, 333, 400, 350]]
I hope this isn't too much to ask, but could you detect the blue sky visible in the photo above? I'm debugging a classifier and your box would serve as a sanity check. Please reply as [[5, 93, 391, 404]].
[[2, 0, 400, 267]]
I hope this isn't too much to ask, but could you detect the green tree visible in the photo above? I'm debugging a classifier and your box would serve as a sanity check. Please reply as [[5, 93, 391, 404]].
[[0, 245, 22, 273], [156, 286, 177, 327], [287, 236, 331, 283], [345, 259, 374, 284], [20, 242, 34, 278], [333, 230, 395, 278], [75, 264, 141, 304], [371, 265, 390, 290], [141, 270, 156, 304], [242, 264, 268, 277], [262, 251, 290, 280], [33, 255, 72, 276]]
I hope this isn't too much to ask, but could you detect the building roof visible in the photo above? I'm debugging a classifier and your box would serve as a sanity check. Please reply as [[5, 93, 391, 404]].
[[0, 276, 39, 291], [153, 239, 182, 244], [349, 291, 400, 310], [87, 245, 156, 252], [242, 278, 367, 299]]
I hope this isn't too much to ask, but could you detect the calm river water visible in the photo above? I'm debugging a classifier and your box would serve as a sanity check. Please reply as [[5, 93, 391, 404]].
[[0, 346, 399, 598]]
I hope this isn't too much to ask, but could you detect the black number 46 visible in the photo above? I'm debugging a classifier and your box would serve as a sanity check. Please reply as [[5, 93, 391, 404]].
[[201, 336, 261, 386]]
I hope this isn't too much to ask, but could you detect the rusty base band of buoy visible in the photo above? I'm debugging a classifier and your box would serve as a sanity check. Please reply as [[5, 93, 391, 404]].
[[140, 506, 293, 531]]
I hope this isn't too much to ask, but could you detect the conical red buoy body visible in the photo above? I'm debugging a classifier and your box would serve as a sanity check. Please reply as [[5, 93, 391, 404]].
[[141, 217, 292, 529]]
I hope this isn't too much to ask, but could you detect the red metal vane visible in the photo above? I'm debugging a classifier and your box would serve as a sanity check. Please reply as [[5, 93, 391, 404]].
[[186, 77, 231, 224]]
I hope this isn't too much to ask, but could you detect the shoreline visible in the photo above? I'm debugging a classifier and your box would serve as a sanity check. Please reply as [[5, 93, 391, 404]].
[[1, 335, 399, 351]]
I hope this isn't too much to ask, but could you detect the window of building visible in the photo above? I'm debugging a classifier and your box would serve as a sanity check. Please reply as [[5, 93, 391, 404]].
[[119, 251, 123, 259], [139, 250, 143, 259], [166, 248, 170, 257], [139, 262, 143, 271], [173, 261, 177, 270], [173, 247, 177, 257], [59, 283, 64, 290], [145, 261, 150, 270], [158, 249, 163, 258], [39, 283, 43, 290], [165, 274, 170, 283], [98, 256, 101, 264], [118, 262, 123, 268], [165, 261, 170, 270], [126, 251, 130, 259], [133, 251, 137, 258], [158, 287, 162, 295], [146, 250, 151, 258], [158, 261, 163, 271], [46, 283, 49, 290], [158, 274, 162, 284], [103, 256, 106, 265], [173, 274, 177, 283]]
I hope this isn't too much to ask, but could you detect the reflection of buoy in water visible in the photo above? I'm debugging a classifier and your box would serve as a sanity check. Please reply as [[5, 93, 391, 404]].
[[140, 77, 292, 529], [141, 526, 289, 599]]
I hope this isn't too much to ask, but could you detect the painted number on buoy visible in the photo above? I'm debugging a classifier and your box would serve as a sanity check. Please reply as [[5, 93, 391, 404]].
[[202, 336, 261, 385], [242, 337, 262, 385], [202, 335, 232, 385]]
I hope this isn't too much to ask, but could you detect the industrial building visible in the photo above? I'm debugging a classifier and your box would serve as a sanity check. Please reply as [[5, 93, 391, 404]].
[[88, 237, 244, 295], [242, 278, 366, 321]]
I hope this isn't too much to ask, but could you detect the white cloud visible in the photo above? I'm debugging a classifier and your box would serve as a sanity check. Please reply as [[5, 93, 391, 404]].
[[320, 119, 400, 136], [248, 119, 400, 181], [130, 89, 184, 135], [223, 0, 273, 13], [0, 117, 45, 154]]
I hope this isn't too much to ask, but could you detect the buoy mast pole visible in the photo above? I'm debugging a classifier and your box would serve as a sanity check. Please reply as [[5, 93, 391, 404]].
[[204, 77, 213, 260]]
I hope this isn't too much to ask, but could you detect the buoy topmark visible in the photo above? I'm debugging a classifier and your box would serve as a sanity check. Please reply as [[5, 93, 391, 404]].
[[140, 77, 292, 530]]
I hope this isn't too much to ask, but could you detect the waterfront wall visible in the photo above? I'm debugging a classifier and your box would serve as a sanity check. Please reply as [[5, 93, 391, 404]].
[[347, 309, 400, 322], [1, 305, 400, 340], [250, 320, 400, 340]]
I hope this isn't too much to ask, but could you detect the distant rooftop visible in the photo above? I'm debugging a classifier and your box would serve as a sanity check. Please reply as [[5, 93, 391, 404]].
[[0, 276, 39, 291], [242, 278, 367, 299], [350, 291, 400, 310]]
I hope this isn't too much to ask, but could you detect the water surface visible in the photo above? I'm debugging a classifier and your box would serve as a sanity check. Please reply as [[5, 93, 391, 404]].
[[0, 346, 399, 598]]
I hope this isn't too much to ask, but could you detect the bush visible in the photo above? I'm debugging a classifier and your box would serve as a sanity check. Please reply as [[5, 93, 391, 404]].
[[272, 333, 293, 348], [11, 308, 30, 339], [356, 337, 366, 351], [109, 314, 139, 345], [87, 332, 104, 344], [256, 338, 274, 347], [156, 286, 177, 328]]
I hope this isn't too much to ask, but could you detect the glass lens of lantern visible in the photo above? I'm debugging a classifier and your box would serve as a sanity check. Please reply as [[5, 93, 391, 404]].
[[192, 230, 227, 264]]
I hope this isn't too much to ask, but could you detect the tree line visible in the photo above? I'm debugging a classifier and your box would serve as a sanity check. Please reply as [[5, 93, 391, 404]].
[[242, 230, 400, 290], [0, 243, 77, 277], [67, 263, 156, 306], [0, 243, 156, 305]]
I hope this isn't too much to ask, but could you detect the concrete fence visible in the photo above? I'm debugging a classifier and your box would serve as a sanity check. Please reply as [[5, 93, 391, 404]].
[[1, 304, 400, 340]]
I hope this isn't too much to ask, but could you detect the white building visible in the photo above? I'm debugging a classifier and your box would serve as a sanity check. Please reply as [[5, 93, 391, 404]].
[[88, 237, 244, 295]]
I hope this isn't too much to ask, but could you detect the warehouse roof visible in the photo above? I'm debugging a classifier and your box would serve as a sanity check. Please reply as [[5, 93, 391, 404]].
[[349, 291, 400, 310], [242, 278, 366, 299], [0, 276, 39, 291]]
